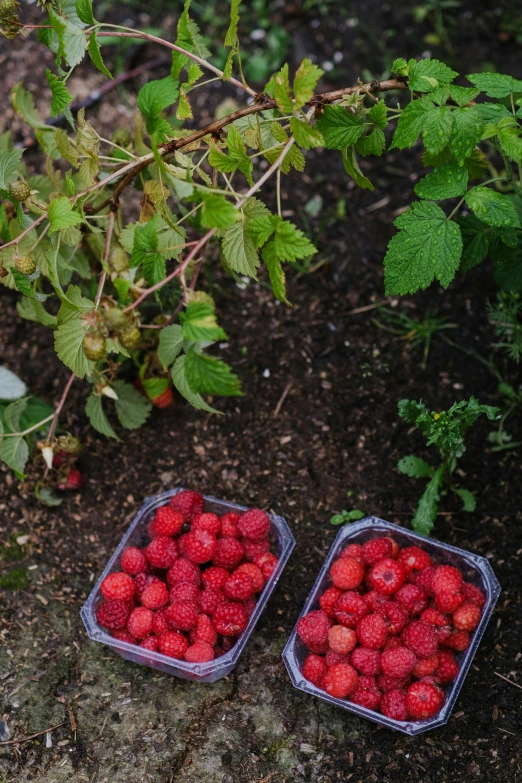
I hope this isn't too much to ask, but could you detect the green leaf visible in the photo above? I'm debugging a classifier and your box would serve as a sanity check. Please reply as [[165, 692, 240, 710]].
[[158, 324, 184, 369], [453, 487, 476, 512], [411, 466, 444, 536], [200, 194, 237, 229], [208, 126, 253, 184], [315, 105, 364, 149], [449, 85, 480, 107], [390, 98, 433, 150], [0, 149, 24, 190], [248, 214, 276, 248], [113, 380, 152, 430], [422, 106, 453, 155], [409, 58, 457, 92], [55, 128, 80, 167], [414, 160, 468, 200], [368, 100, 388, 130], [171, 0, 194, 79], [17, 297, 58, 327], [455, 214, 489, 272], [492, 235, 522, 291], [330, 509, 365, 525], [223, 0, 241, 80], [221, 197, 270, 277], [11, 83, 49, 131], [465, 187, 521, 228], [137, 77, 179, 119], [397, 455, 433, 478], [272, 219, 317, 262], [0, 368, 27, 401], [270, 63, 293, 114], [384, 201, 463, 295], [4, 398, 28, 431], [131, 215, 166, 286], [180, 299, 227, 342], [185, 349, 242, 397], [11, 268, 51, 302], [85, 393, 120, 440], [88, 32, 112, 79], [262, 241, 289, 305], [466, 72, 522, 98], [54, 317, 94, 379], [49, 10, 86, 69], [48, 197, 83, 234], [0, 436, 29, 479], [293, 58, 323, 109], [498, 126, 522, 162], [391, 58, 409, 77], [450, 106, 483, 163], [171, 355, 220, 413], [355, 128, 386, 157], [343, 146, 374, 190], [76, 0, 96, 25], [289, 117, 324, 150], [57, 284, 95, 320], [46, 70, 73, 119]]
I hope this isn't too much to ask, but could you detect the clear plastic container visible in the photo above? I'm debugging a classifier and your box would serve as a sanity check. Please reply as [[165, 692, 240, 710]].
[[282, 517, 501, 735], [81, 488, 295, 683]]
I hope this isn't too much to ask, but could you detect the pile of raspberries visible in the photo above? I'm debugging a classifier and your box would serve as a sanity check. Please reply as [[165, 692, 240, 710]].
[[95, 490, 278, 664], [297, 536, 485, 721]]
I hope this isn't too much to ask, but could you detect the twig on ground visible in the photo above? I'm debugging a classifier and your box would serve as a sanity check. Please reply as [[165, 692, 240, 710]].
[[494, 672, 522, 691], [274, 382, 293, 417], [0, 722, 64, 747]]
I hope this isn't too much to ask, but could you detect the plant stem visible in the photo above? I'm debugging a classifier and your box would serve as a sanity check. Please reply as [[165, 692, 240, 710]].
[[2, 414, 55, 438], [47, 373, 76, 446], [94, 209, 116, 308]]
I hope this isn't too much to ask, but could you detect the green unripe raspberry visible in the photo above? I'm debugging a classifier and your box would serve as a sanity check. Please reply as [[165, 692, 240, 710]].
[[8, 179, 31, 202], [109, 246, 129, 273], [15, 255, 36, 276], [82, 332, 106, 362], [103, 307, 129, 333], [0, 0, 19, 18], [112, 128, 132, 147], [119, 326, 141, 350]]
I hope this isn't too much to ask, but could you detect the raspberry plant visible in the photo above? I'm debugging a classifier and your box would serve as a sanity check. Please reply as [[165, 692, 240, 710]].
[[1, 0, 522, 484]]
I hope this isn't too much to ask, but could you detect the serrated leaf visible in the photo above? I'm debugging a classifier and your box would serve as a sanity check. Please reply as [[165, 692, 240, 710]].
[[248, 214, 276, 248], [453, 487, 476, 512], [450, 106, 483, 163], [0, 368, 27, 401], [272, 220, 317, 262], [271, 63, 293, 114], [265, 123, 305, 173], [455, 214, 489, 272], [46, 70, 73, 119], [85, 393, 119, 440], [201, 194, 237, 229], [0, 148, 24, 190], [180, 300, 227, 342], [17, 297, 58, 327], [55, 128, 80, 167], [49, 10, 86, 69], [171, 355, 220, 413], [158, 324, 184, 369], [57, 285, 95, 321], [409, 58, 457, 92], [76, 0, 96, 25], [390, 97, 433, 150], [355, 128, 386, 157], [498, 126, 522, 162], [88, 32, 112, 79], [391, 57, 409, 76], [185, 349, 242, 397], [11, 269, 51, 302], [289, 117, 324, 150], [221, 198, 270, 277], [176, 89, 192, 120], [261, 241, 289, 304], [465, 187, 521, 228], [467, 72, 522, 98], [315, 105, 364, 149], [48, 197, 83, 234], [411, 466, 444, 536], [11, 83, 49, 131], [475, 103, 512, 123], [209, 126, 253, 184], [414, 160, 468, 200], [54, 317, 94, 378], [137, 77, 179, 119], [449, 85, 480, 107], [113, 380, 152, 430], [131, 215, 166, 286], [397, 455, 433, 478], [422, 105, 453, 155], [4, 398, 28, 432], [368, 99, 388, 130], [342, 146, 373, 190], [293, 58, 323, 109], [0, 436, 29, 479]]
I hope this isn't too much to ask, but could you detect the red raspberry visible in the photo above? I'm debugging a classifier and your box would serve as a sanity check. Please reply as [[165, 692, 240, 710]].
[[158, 631, 189, 659], [148, 506, 184, 537], [202, 566, 230, 590], [369, 558, 405, 595], [350, 684, 382, 711], [221, 636, 235, 653], [127, 607, 153, 638], [326, 649, 351, 667], [357, 613, 388, 649], [333, 591, 368, 628], [96, 599, 130, 630], [302, 653, 327, 686], [169, 489, 204, 521], [362, 538, 393, 566], [340, 543, 364, 565], [241, 538, 270, 562], [384, 635, 402, 650], [169, 581, 200, 605], [377, 673, 411, 693], [363, 590, 391, 612], [330, 558, 364, 590], [358, 675, 378, 689], [328, 625, 357, 655], [323, 663, 359, 699], [220, 512, 240, 538], [213, 538, 244, 570], [445, 630, 471, 651], [121, 547, 147, 575], [436, 624, 453, 645], [145, 536, 178, 569], [243, 597, 256, 617], [452, 602, 481, 631], [351, 647, 381, 676], [141, 581, 169, 610], [192, 512, 221, 535], [165, 601, 199, 631], [420, 608, 449, 627], [198, 587, 227, 614], [432, 565, 463, 595], [462, 582, 486, 607], [152, 608, 169, 636], [140, 636, 159, 652], [435, 591, 465, 613], [223, 571, 256, 601], [376, 602, 408, 634], [405, 681, 444, 719], [166, 557, 201, 587], [253, 552, 278, 579], [402, 621, 438, 658], [398, 546, 433, 574], [237, 508, 271, 540], [386, 537, 400, 558], [189, 613, 218, 646], [436, 650, 459, 683], [296, 610, 331, 654], [134, 573, 162, 602], [394, 583, 428, 615], [412, 654, 439, 678], [415, 566, 436, 594], [111, 629, 136, 643], [380, 689, 408, 721], [183, 528, 217, 564], [185, 640, 214, 662], [320, 587, 343, 618], [101, 572, 135, 602], [212, 602, 248, 636], [380, 646, 417, 678], [235, 563, 264, 592]]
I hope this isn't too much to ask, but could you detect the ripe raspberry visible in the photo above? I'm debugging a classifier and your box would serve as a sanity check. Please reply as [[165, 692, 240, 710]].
[[212, 538, 244, 570], [326, 649, 351, 667], [436, 624, 453, 646], [398, 546, 433, 574], [320, 587, 343, 618], [235, 563, 264, 592], [8, 179, 31, 202], [220, 512, 240, 538], [350, 684, 382, 711], [445, 630, 471, 651], [296, 610, 331, 654], [189, 613, 218, 647], [386, 537, 400, 558], [380, 646, 417, 678], [351, 647, 381, 676], [15, 255, 36, 276], [192, 512, 221, 535], [432, 565, 463, 595], [377, 673, 411, 693], [140, 636, 159, 652], [340, 543, 365, 565], [380, 689, 408, 721], [420, 608, 449, 627], [223, 571, 255, 601], [185, 640, 214, 663], [435, 590, 465, 613], [127, 606, 153, 639], [169, 581, 200, 605], [212, 602, 248, 636], [363, 590, 391, 612], [243, 597, 256, 617], [82, 332, 106, 362], [221, 636, 235, 653], [376, 601, 408, 634], [111, 629, 136, 643], [145, 536, 178, 569], [362, 538, 393, 566], [96, 599, 130, 630], [241, 537, 270, 562], [148, 506, 184, 537], [328, 625, 357, 655], [323, 663, 359, 699], [254, 552, 278, 579], [141, 581, 169, 610], [384, 635, 402, 650], [405, 682, 444, 719], [169, 490, 204, 521], [198, 587, 227, 614], [100, 572, 135, 602], [152, 608, 169, 636], [183, 528, 217, 564], [452, 602, 481, 631], [415, 566, 436, 594], [369, 558, 406, 595], [330, 558, 364, 590], [237, 508, 271, 541], [412, 654, 439, 678], [357, 613, 388, 649], [462, 582, 486, 607], [158, 631, 189, 659], [302, 653, 327, 687], [58, 467, 84, 491], [202, 566, 230, 590], [134, 573, 161, 601], [436, 650, 459, 683], [165, 601, 199, 631], [394, 583, 428, 615], [121, 547, 147, 575], [166, 557, 201, 587], [333, 591, 367, 628], [402, 621, 438, 658]]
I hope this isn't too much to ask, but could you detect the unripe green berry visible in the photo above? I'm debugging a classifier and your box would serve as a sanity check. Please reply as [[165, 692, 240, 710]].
[[119, 326, 141, 350], [109, 245, 129, 273], [15, 255, 36, 276], [0, 0, 19, 18], [82, 332, 106, 362], [103, 307, 129, 333], [112, 128, 132, 147], [8, 179, 31, 202]]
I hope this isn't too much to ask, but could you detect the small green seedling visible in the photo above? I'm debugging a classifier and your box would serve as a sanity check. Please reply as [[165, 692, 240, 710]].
[[330, 509, 365, 526]]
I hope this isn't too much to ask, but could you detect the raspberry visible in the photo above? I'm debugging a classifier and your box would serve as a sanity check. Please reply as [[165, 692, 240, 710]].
[[243, 597, 256, 617], [435, 590, 465, 613], [420, 608, 448, 627], [436, 624, 453, 645], [140, 636, 159, 652], [445, 630, 471, 651], [158, 631, 189, 659], [333, 591, 368, 628], [340, 543, 365, 565], [58, 467, 84, 491], [377, 673, 411, 693], [432, 565, 463, 595], [237, 508, 271, 540], [8, 179, 31, 202], [405, 682, 444, 719], [169, 490, 204, 521], [145, 536, 178, 569], [127, 607, 153, 639], [380, 646, 417, 678], [169, 581, 200, 605], [212, 602, 248, 636], [202, 566, 230, 590], [328, 625, 357, 655], [320, 587, 343, 618], [212, 538, 244, 570], [148, 506, 184, 537], [436, 650, 459, 683], [302, 653, 327, 687], [0, 0, 19, 20], [223, 571, 256, 601], [134, 573, 162, 601], [296, 610, 331, 654], [198, 587, 227, 614], [15, 255, 36, 276], [330, 558, 364, 590], [109, 245, 129, 273], [362, 538, 393, 566], [412, 654, 439, 678], [101, 572, 135, 602], [452, 602, 481, 631], [220, 512, 240, 538], [376, 602, 408, 634], [150, 387, 174, 409], [183, 528, 217, 564], [351, 647, 381, 676], [363, 590, 391, 612], [398, 546, 433, 574], [111, 629, 136, 643], [152, 608, 169, 636], [402, 621, 438, 658], [358, 676, 378, 689], [253, 552, 278, 579], [462, 582, 486, 607], [96, 599, 130, 630], [323, 663, 359, 699], [380, 689, 408, 721], [350, 685, 382, 711], [185, 640, 214, 663], [167, 558, 201, 587], [82, 332, 106, 362], [369, 558, 405, 595], [165, 601, 199, 631], [241, 538, 270, 562], [386, 537, 400, 559], [415, 566, 436, 594], [234, 563, 264, 592], [141, 581, 169, 610], [384, 635, 402, 650], [121, 547, 147, 575], [357, 613, 388, 649], [326, 649, 351, 667], [192, 513, 221, 535], [190, 613, 218, 647], [394, 584, 428, 615], [119, 326, 141, 351]]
